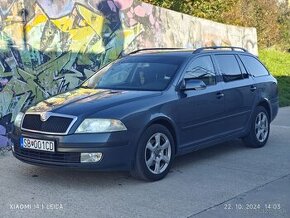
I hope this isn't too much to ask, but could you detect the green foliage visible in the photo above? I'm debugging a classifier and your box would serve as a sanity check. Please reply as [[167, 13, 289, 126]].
[[142, 0, 236, 22], [259, 49, 290, 107], [185, 0, 236, 22], [229, 0, 280, 48], [278, 3, 290, 51], [259, 49, 290, 77]]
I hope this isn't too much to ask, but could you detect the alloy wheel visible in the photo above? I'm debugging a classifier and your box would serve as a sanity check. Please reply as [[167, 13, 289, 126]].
[[255, 112, 269, 143], [145, 133, 172, 175]]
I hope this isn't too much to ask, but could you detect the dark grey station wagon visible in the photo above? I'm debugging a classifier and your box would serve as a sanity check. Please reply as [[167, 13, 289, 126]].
[[11, 46, 279, 181]]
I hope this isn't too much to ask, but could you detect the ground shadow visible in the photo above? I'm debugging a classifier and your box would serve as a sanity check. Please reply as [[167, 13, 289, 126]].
[[276, 76, 290, 107]]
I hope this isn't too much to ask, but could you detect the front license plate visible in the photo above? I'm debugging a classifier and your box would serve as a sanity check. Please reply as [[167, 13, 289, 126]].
[[20, 137, 55, 152]]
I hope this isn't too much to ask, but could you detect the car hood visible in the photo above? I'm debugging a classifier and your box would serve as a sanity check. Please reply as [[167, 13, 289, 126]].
[[27, 88, 161, 116]]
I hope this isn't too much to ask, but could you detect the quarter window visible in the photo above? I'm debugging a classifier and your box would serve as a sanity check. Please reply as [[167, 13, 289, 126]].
[[215, 54, 243, 82], [240, 55, 269, 77], [236, 56, 249, 79], [184, 56, 216, 86]]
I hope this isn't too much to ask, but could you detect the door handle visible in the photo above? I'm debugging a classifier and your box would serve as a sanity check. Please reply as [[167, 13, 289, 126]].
[[216, 92, 224, 99], [250, 85, 257, 92]]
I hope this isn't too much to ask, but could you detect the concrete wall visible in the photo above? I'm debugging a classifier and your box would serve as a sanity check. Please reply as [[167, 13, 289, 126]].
[[0, 0, 258, 147]]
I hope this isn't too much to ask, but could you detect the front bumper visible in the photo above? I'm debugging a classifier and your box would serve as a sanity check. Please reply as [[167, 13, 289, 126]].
[[10, 128, 134, 171]]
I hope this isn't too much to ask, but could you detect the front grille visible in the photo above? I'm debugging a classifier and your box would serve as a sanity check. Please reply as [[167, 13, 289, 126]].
[[14, 145, 80, 163], [22, 114, 75, 134]]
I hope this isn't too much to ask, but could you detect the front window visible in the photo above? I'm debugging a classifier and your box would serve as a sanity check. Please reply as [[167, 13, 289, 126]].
[[82, 56, 184, 91], [184, 56, 216, 86]]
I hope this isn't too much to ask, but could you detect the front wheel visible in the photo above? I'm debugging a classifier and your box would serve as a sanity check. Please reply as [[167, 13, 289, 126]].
[[243, 106, 270, 148], [131, 124, 175, 181]]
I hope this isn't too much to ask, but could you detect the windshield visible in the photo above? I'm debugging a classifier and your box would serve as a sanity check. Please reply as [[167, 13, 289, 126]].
[[82, 56, 185, 91]]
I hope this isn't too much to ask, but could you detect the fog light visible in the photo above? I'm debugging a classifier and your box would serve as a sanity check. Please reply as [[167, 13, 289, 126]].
[[81, 153, 102, 163], [11, 145, 15, 152]]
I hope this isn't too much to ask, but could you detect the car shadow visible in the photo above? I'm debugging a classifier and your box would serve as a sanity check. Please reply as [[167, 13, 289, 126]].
[[172, 139, 246, 169]]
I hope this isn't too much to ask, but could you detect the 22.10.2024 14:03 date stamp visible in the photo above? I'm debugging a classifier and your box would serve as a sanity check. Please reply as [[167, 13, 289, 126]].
[[224, 203, 282, 212]]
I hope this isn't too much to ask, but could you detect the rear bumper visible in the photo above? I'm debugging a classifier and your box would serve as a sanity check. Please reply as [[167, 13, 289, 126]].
[[270, 98, 279, 122], [10, 129, 135, 171]]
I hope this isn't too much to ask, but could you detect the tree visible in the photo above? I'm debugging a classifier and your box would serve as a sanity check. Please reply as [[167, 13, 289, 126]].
[[142, 0, 236, 23], [223, 0, 280, 48], [278, 2, 290, 50]]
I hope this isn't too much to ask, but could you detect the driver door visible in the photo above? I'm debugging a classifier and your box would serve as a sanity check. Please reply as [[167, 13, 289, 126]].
[[175, 55, 225, 150]]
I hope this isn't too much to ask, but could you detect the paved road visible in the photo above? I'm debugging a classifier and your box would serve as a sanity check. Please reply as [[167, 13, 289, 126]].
[[0, 107, 290, 218]]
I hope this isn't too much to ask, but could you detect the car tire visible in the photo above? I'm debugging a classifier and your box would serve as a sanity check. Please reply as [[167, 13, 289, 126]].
[[243, 106, 270, 148], [131, 124, 175, 181]]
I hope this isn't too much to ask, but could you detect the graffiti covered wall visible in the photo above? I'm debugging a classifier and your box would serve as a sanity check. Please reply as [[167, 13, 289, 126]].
[[0, 0, 258, 147]]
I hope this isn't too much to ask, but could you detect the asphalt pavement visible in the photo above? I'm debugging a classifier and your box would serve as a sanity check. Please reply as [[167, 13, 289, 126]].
[[0, 107, 289, 218]]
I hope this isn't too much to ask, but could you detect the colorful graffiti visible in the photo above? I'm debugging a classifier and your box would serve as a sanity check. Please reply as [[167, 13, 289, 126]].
[[0, 0, 258, 147]]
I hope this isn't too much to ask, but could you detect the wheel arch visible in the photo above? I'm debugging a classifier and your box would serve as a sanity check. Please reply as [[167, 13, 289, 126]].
[[145, 116, 179, 155], [256, 98, 272, 121]]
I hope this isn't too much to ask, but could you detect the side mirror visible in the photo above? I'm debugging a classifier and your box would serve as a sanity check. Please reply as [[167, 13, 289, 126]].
[[180, 79, 207, 91]]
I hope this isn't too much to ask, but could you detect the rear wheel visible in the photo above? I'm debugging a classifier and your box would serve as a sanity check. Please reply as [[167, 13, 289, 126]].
[[131, 124, 174, 181], [243, 106, 270, 148]]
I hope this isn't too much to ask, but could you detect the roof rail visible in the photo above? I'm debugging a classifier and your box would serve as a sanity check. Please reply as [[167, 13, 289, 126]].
[[123, 48, 187, 56], [118, 46, 248, 58], [194, 46, 248, 53]]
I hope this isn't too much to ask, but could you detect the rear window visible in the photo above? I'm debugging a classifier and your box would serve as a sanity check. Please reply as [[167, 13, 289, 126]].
[[215, 54, 243, 82], [240, 55, 269, 77]]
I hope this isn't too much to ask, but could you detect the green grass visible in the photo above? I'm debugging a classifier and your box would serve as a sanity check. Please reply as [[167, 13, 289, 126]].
[[259, 49, 290, 107]]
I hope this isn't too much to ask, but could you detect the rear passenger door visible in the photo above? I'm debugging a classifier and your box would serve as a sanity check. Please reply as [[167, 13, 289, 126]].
[[213, 54, 256, 133]]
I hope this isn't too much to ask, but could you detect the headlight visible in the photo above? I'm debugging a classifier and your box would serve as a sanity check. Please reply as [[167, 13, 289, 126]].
[[14, 112, 24, 128], [75, 119, 127, 133]]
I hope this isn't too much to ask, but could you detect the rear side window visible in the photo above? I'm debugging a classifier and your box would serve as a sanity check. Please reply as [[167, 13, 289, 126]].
[[184, 56, 216, 86], [240, 55, 269, 77], [215, 54, 243, 82], [236, 56, 249, 79]]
